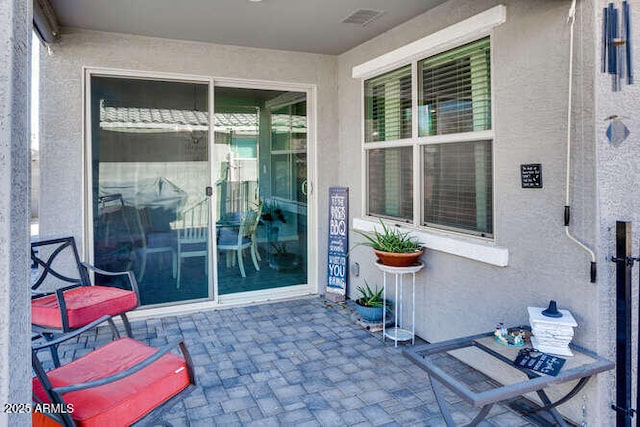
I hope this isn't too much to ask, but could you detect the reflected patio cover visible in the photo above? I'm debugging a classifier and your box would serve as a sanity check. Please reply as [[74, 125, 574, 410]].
[[99, 101, 306, 135]]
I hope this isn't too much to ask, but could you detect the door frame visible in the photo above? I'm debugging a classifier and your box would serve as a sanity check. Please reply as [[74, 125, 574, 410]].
[[211, 77, 318, 306], [82, 67, 318, 312]]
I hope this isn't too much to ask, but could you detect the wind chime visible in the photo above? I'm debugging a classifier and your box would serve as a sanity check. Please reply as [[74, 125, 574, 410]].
[[602, 1, 633, 92], [602, 1, 633, 146]]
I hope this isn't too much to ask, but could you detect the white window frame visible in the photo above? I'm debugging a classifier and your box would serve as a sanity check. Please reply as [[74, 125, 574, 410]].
[[353, 5, 509, 266]]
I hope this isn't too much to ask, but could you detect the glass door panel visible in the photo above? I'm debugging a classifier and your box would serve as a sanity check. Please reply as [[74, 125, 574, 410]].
[[90, 76, 211, 306], [214, 87, 307, 294]]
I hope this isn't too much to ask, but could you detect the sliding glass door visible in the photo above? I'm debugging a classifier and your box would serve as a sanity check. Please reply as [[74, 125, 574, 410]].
[[214, 87, 308, 295], [87, 74, 312, 306], [89, 75, 211, 305]]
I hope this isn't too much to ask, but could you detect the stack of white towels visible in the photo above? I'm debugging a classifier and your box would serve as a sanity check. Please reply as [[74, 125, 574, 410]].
[[528, 306, 577, 357]]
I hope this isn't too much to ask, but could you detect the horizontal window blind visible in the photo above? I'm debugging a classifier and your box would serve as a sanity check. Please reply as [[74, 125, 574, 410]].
[[365, 66, 412, 142], [423, 141, 492, 236], [418, 37, 491, 136], [368, 147, 413, 221]]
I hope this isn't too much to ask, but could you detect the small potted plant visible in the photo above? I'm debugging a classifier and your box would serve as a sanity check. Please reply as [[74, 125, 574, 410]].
[[260, 199, 287, 233], [352, 219, 423, 267], [354, 280, 387, 322]]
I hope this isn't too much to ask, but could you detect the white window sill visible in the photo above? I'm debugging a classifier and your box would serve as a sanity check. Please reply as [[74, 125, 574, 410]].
[[352, 217, 509, 267]]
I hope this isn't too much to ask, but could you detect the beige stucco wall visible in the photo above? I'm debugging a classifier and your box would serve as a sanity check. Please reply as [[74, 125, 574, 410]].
[[338, 0, 604, 423], [39, 28, 338, 295]]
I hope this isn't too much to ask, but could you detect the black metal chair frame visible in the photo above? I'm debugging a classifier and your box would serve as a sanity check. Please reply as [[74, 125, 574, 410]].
[[31, 236, 141, 365], [32, 316, 196, 427]]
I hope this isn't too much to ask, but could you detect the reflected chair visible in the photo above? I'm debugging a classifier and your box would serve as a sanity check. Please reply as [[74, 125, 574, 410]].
[[95, 194, 135, 273], [31, 236, 140, 366], [176, 199, 210, 288], [99, 194, 178, 283], [32, 316, 195, 427], [217, 209, 261, 278], [133, 207, 177, 283]]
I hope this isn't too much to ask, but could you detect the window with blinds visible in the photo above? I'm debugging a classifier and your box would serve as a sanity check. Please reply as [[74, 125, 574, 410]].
[[362, 37, 494, 236], [418, 38, 491, 136], [364, 66, 412, 142]]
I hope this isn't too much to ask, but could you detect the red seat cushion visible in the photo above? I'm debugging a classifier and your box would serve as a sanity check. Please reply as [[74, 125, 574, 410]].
[[32, 286, 138, 329], [32, 338, 191, 426]]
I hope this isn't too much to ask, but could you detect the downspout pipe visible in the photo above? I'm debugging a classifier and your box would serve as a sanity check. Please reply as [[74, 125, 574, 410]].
[[565, 0, 597, 283]]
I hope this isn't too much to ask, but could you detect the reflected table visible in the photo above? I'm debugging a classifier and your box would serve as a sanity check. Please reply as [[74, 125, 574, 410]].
[[403, 332, 614, 427]]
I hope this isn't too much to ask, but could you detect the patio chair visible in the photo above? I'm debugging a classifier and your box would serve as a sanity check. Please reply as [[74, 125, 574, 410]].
[[31, 236, 140, 365], [32, 316, 195, 427], [217, 209, 261, 278], [176, 199, 210, 288]]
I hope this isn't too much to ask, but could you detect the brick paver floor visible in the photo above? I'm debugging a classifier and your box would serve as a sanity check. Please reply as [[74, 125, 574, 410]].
[[40, 297, 543, 426]]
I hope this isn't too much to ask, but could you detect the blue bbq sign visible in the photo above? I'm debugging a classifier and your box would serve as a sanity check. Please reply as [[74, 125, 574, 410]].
[[327, 187, 348, 296]]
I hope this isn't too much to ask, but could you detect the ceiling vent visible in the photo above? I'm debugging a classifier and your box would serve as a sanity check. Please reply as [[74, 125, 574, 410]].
[[341, 9, 385, 26]]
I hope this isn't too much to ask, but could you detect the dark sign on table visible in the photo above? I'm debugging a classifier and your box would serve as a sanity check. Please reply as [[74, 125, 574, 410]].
[[514, 349, 565, 376], [521, 164, 543, 188], [327, 187, 348, 296]]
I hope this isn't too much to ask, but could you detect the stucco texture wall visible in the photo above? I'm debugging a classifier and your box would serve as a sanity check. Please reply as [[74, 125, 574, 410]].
[[39, 29, 338, 294], [338, 0, 601, 422], [595, 0, 640, 421], [0, 0, 31, 426]]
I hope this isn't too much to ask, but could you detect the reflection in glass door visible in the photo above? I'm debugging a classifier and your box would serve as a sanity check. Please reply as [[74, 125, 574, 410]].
[[89, 75, 211, 306], [214, 87, 307, 294]]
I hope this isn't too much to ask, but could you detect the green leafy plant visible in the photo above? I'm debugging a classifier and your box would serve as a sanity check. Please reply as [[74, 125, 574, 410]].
[[356, 280, 384, 308], [352, 219, 422, 253], [260, 199, 286, 224]]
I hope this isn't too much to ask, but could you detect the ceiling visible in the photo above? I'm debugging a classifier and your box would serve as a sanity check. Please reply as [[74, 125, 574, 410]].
[[49, 0, 447, 55]]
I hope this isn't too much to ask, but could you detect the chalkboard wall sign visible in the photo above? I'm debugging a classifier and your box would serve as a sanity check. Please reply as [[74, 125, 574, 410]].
[[514, 349, 565, 376], [327, 187, 349, 298], [521, 164, 543, 188]]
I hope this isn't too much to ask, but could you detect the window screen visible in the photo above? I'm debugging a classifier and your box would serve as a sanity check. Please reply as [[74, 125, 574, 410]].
[[365, 66, 412, 142], [418, 38, 491, 136]]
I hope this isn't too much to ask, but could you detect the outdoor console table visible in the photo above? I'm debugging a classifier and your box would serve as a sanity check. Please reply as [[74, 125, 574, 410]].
[[377, 261, 424, 347], [403, 332, 614, 427]]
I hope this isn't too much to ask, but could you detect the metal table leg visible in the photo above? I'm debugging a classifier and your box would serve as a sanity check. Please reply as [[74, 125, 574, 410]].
[[534, 389, 570, 427], [529, 377, 590, 427], [429, 374, 456, 427], [429, 374, 494, 427], [532, 376, 591, 412]]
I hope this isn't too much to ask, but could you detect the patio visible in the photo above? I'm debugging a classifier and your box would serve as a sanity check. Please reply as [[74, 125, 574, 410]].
[[36, 296, 544, 426]]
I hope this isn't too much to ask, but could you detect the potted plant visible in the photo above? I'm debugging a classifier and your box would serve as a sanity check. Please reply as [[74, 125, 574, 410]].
[[354, 280, 386, 322], [260, 199, 287, 231], [352, 219, 423, 267], [258, 198, 287, 245], [269, 242, 299, 271]]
